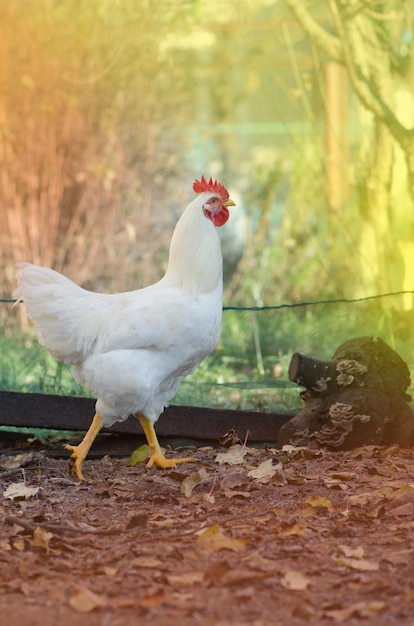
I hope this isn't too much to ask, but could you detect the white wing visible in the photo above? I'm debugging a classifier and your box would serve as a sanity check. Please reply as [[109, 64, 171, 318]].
[[14, 263, 218, 366]]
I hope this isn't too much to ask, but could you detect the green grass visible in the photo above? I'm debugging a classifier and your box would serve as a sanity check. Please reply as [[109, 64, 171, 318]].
[[1, 300, 413, 413]]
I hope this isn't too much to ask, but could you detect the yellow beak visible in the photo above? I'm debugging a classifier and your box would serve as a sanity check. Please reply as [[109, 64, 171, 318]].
[[223, 199, 236, 208]]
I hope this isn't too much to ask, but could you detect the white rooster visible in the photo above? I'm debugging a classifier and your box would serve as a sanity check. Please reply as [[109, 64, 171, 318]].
[[14, 177, 235, 480]]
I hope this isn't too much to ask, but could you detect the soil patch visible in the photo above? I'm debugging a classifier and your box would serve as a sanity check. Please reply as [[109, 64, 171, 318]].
[[1, 443, 414, 625]]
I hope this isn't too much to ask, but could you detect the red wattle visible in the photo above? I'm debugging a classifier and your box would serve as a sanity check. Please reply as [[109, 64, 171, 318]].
[[204, 207, 229, 227]]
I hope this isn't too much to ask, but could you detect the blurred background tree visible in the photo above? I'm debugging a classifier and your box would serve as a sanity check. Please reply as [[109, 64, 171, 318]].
[[1, 0, 414, 405], [285, 0, 414, 310], [1, 0, 413, 312]]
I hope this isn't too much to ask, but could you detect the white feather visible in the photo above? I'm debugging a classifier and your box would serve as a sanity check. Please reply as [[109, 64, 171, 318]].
[[14, 192, 227, 427]]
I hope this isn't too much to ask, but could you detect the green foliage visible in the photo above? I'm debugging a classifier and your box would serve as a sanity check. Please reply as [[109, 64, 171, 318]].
[[0, 330, 88, 397], [2, 298, 413, 413], [1, 0, 413, 419]]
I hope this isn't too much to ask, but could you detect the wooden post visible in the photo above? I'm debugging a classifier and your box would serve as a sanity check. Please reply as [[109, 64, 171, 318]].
[[325, 62, 349, 211]]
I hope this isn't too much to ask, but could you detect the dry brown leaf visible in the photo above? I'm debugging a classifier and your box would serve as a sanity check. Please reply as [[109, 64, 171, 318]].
[[69, 587, 106, 613], [197, 524, 248, 552], [131, 556, 163, 569], [204, 559, 231, 584], [220, 471, 248, 491], [137, 589, 165, 608], [248, 459, 286, 484], [149, 514, 175, 528], [326, 471, 356, 481], [244, 553, 277, 573], [292, 601, 316, 619], [281, 570, 310, 591], [384, 549, 414, 565], [166, 572, 204, 586], [180, 468, 210, 497], [324, 600, 385, 622], [297, 503, 317, 518], [279, 522, 307, 537], [347, 492, 384, 507], [324, 478, 349, 491], [385, 502, 414, 517], [220, 568, 267, 586], [224, 490, 250, 499], [0, 453, 34, 470], [12, 538, 25, 552], [215, 444, 248, 465], [389, 488, 414, 508], [305, 495, 334, 511], [337, 545, 364, 559], [3, 482, 39, 501], [32, 527, 53, 553], [334, 556, 379, 571]]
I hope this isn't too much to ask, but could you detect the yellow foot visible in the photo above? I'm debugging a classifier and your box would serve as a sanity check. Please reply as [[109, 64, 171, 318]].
[[64, 444, 86, 481], [146, 452, 195, 469]]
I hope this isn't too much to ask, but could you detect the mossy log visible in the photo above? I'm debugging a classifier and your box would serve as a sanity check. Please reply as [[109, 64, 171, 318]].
[[279, 337, 414, 450]]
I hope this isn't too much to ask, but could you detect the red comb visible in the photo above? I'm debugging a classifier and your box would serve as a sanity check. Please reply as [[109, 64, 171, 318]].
[[193, 176, 229, 200]]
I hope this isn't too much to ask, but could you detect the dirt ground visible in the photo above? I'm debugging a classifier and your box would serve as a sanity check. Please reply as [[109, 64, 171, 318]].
[[1, 440, 414, 626]]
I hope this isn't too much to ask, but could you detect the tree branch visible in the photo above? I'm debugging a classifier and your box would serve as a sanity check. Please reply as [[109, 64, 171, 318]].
[[327, 0, 414, 149], [285, 0, 414, 150], [284, 0, 343, 63]]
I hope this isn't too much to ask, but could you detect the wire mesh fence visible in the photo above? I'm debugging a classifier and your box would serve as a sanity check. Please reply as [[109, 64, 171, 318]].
[[1, 291, 413, 413]]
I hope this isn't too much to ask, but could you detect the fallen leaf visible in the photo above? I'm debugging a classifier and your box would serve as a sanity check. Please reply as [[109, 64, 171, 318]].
[[32, 526, 53, 553], [223, 490, 250, 499], [245, 553, 276, 573], [204, 559, 231, 584], [203, 493, 216, 504], [180, 468, 210, 497], [148, 514, 175, 528], [297, 503, 317, 518], [292, 601, 315, 619], [69, 587, 107, 613], [324, 479, 349, 491], [279, 522, 307, 537], [326, 471, 356, 481], [131, 557, 163, 569], [197, 524, 248, 552], [281, 445, 322, 459], [215, 444, 248, 465], [220, 471, 248, 491], [221, 568, 267, 587], [281, 570, 310, 591], [167, 572, 204, 586], [334, 556, 379, 571], [389, 488, 414, 509], [128, 445, 151, 466], [12, 538, 25, 551], [384, 549, 414, 565], [337, 545, 364, 559], [305, 495, 334, 511], [0, 452, 34, 470], [347, 492, 384, 507], [218, 429, 242, 447], [281, 445, 309, 454], [385, 502, 414, 517], [324, 600, 385, 622], [3, 482, 39, 501], [138, 589, 165, 608], [248, 459, 286, 484]]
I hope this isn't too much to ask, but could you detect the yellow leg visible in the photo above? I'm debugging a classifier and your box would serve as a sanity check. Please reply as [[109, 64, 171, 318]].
[[65, 413, 103, 480], [136, 414, 195, 469]]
